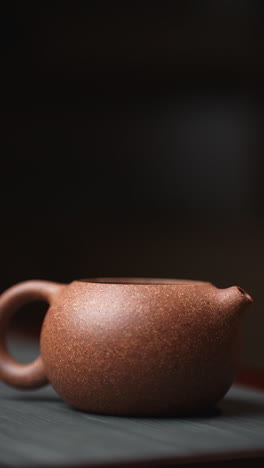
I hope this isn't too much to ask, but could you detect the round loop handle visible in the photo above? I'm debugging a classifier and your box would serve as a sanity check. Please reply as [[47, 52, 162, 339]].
[[0, 280, 63, 389]]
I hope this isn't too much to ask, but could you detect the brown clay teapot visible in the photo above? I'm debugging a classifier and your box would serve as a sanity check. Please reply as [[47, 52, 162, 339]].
[[0, 278, 253, 415]]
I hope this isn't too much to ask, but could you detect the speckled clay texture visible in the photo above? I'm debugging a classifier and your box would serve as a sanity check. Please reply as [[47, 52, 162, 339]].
[[0, 278, 253, 416], [41, 279, 252, 415]]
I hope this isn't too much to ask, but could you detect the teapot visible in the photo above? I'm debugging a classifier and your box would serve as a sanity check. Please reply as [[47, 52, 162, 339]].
[[0, 278, 253, 415]]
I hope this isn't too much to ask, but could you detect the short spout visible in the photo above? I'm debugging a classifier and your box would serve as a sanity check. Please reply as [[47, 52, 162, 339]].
[[217, 285, 253, 317], [233, 286, 253, 305]]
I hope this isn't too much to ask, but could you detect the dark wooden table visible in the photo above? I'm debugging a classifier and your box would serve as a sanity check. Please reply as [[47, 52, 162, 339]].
[[0, 338, 264, 467]]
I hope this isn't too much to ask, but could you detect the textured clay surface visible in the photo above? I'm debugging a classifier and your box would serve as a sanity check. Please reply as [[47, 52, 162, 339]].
[[37, 278, 253, 415]]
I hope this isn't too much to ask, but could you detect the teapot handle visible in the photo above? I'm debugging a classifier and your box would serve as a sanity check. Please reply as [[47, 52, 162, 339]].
[[0, 280, 63, 389]]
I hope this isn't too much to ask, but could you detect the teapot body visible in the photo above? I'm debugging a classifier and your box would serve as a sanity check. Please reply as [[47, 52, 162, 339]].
[[40, 279, 247, 415]]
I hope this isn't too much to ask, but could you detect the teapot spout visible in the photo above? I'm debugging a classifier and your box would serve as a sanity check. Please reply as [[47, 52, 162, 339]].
[[234, 286, 253, 305], [218, 285, 253, 317]]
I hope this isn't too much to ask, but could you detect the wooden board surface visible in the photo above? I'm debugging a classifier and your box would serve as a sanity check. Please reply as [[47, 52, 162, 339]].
[[0, 339, 264, 467]]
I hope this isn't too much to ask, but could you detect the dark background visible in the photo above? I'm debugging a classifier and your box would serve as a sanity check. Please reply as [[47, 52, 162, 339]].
[[1, 4, 263, 368]]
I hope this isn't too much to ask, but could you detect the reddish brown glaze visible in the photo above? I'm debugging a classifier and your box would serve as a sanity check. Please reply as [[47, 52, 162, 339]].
[[0, 281, 63, 388], [0, 278, 253, 415]]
